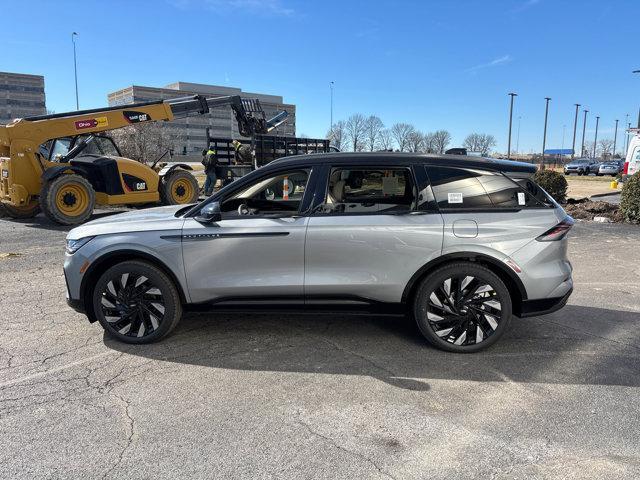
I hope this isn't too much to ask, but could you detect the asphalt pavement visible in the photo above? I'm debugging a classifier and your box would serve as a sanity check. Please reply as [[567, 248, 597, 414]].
[[0, 214, 639, 479]]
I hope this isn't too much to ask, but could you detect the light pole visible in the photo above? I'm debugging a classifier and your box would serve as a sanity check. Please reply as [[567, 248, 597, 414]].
[[593, 115, 600, 159], [625, 114, 630, 154], [516, 116, 521, 155], [329, 81, 334, 132], [635, 70, 640, 128], [580, 109, 588, 157], [571, 103, 580, 159], [613, 119, 619, 158], [72, 32, 79, 110], [507, 92, 517, 159], [541, 97, 551, 167]]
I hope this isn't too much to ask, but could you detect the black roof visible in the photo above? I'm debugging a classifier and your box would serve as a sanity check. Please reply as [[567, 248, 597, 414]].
[[266, 151, 537, 174]]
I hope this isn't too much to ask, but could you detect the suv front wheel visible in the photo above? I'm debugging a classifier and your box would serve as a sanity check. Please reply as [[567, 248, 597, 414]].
[[413, 263, 512, 352], [92, 260, 183, 344]]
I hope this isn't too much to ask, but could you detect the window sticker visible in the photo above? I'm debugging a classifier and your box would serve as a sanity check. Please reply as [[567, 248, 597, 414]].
[[448, 192, 463, 204], [517, 192, 526, 206]]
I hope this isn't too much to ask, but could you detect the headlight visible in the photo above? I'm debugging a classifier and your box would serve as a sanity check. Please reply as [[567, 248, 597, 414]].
[[66, 236, 94, 254]]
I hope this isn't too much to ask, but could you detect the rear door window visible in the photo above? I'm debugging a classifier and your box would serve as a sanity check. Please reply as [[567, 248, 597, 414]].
[[318, 167, 417, 214]]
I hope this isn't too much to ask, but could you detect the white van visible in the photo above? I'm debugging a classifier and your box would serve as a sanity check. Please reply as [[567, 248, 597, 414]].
[[624, 128, 640, 176]]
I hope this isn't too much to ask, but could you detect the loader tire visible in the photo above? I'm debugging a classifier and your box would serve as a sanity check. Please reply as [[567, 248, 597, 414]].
[[160, 170, 199, 205], [1, 202, 41, 219], [41, 174, 95, 225]]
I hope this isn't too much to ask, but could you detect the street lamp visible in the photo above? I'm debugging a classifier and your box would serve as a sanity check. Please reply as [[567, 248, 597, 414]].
[[571, 104, 580, 159], [329, 81, 334, 132], [613, 119, 619, 158], [593, 116, 600, 159], [72, 32, 79, 110], [634, 70, 640, 128], [625, 113, 630, 154], [516, 116, 521, 155], [507, 92, 517, 159], [581, 109, 589, 157], [541, 97, 551, 166]]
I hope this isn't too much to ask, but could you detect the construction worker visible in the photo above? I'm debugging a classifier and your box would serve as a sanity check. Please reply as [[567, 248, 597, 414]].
[[232, 139, 253, 165], [201, 147, 218, 196]]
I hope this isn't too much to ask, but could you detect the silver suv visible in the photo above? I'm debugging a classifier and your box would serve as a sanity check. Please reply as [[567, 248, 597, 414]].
[[64, 153, 573, 352]]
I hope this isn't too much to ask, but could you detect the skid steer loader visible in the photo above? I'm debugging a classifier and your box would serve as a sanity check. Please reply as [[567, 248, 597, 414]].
[[0, 95, 287, 225]]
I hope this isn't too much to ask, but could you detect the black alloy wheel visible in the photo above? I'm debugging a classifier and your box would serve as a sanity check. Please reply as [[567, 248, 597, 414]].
[[92, 261, 182, 344], [414, 263, 512, 352]]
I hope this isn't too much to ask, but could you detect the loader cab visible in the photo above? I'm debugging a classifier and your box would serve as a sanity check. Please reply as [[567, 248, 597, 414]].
[[44, 135, 121, 163]]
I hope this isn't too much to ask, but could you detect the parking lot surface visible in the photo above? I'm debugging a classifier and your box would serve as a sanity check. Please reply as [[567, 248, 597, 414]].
[[0, 214, 639, 479]]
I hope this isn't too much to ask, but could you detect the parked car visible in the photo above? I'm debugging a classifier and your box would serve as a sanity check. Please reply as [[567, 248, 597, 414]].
[[564, 158, 598, 175], [597, 161, 623, 176], [64, 153, 574, 353]]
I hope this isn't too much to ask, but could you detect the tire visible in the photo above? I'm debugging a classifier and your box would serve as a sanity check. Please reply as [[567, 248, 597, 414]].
[[91, 260, 182, 344], [1, 202, 41, 219], [41, 174, 95, 225], [413, 262, 512, 353], [160, 170, 199, 205]]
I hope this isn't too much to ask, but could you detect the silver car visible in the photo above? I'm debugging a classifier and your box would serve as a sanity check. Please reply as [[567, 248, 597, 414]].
[[64, 153, 573, 352]]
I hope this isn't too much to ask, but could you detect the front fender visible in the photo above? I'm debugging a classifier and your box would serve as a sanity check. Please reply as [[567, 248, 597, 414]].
[[41, 165, 78, 183]]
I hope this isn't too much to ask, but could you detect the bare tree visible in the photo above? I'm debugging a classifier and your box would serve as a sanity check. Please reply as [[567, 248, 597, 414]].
[[378, 129, 394, 150], [598, 138, 614, 159], [391, 123, 415, 152], [327, 120, 346, 150], [432, 130, 452, 154], [407, 131, 424, 152], [364, 115, 384, 151], [422, 132, 436, 153], [463, 133, 497, 156], [111, 123, 179, 163], [345, 114, 367, 151], [583, 141, 595, 158]]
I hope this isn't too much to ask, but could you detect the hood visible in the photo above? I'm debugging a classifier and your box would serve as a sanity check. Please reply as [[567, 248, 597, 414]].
[[67, 204, 192, 240]]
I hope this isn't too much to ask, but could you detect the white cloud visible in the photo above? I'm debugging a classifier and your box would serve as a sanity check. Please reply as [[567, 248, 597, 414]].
[[466, 55, 513, 73], [171, 0, 295, 16]]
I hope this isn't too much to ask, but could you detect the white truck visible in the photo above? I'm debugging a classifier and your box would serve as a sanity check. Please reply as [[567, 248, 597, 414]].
[[624, 128, 640, 176]]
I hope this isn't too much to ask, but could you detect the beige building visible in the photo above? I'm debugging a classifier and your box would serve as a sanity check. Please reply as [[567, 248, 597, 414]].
[[0, 71, 46, 124], [108, 81, 296, 154]]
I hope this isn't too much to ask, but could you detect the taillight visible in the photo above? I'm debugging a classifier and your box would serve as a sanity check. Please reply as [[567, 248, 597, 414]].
[[536, 216, 574, 242], [623, 162, 629, 175]]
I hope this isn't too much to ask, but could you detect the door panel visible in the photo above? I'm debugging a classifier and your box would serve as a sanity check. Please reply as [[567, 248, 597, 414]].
[[305, 213, 443, 303], [182, 216, 308, 303]]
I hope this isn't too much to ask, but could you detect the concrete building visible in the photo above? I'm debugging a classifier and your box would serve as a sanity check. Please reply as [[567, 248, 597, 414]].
[[108, 82, 296, 154], [0, 72, 46, 124]]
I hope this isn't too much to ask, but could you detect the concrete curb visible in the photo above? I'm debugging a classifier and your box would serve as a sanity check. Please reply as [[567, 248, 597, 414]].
[[590, 191, 621, 199]]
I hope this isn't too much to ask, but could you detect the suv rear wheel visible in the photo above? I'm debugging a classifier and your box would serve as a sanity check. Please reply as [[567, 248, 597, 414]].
[[92, 260, 182, 344], [413, 262, 512, 352]]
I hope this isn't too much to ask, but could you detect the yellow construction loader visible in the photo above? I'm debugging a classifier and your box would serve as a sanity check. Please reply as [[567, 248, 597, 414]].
[[0, 95, 287, 225]]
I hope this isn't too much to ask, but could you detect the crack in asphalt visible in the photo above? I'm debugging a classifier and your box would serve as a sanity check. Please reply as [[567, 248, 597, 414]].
[[294, 415, 397, 480], [101, 393, 136, 480]]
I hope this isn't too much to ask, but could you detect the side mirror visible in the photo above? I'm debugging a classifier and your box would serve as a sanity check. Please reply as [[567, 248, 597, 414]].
[[195, 201, 222, 224]]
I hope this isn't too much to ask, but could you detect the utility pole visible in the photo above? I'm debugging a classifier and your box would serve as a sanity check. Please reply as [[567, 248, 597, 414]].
[[72, 32, 79, 110], [634, 70, 640, 127], [613, 119, 619, 158], [541, 97, 551, 167], [625, 114, 630, 154], [571, 104, 580, 159], [507, 93, 517, 159], [581, 109, 589, 157], [329, 81, 334, 133], [516, 116, 521, 155], [593, 116, 600, 159]]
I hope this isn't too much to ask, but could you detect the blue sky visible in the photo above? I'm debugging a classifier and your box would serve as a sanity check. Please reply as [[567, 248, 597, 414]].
[[2, 0, 639, 153]]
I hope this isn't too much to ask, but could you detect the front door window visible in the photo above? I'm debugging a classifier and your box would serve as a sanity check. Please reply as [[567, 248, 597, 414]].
[[221, 169, 310, 217]]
